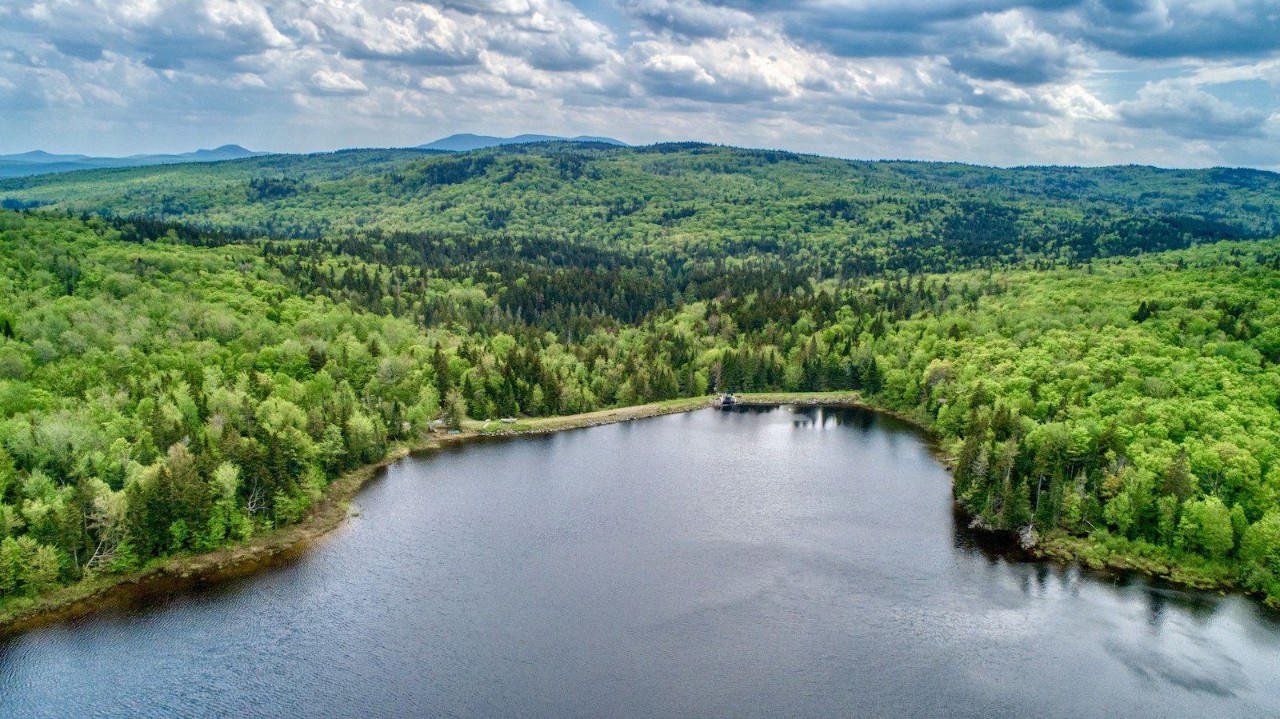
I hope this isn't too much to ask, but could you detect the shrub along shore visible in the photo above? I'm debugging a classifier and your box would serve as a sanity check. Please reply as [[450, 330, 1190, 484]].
[[2, 389, 1269, 636], [3, 169, 1280, 634], [0, 394, 834, 634]]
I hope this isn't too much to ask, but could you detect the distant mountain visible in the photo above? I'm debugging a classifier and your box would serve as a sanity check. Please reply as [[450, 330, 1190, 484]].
[[0, 145, 268, 179], [172, 145, 265, 162], [2, 150, 93, 163], [418, 133, 628, 152]]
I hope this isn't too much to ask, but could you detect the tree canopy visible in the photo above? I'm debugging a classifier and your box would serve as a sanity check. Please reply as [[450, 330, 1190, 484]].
[[2, 143, 1279, 607]]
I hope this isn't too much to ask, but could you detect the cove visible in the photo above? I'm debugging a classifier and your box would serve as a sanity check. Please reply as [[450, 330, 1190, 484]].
[[1, 406, 1278, 717]]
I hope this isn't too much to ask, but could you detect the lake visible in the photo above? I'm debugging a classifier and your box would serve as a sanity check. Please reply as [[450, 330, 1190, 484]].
[[2, 406, 1278, 717]]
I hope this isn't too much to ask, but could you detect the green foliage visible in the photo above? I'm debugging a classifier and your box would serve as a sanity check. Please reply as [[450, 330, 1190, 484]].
[[4, 144, 1278, 278], [442, 389, 467, 430], [1178, 496, 1236, 559], [1, 143, 1280, 607], [1240, 512, 1280, 605]]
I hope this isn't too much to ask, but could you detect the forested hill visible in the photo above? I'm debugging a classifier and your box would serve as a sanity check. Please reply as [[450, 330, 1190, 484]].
[[2, 208, 1280, 610], [3, 143, 1279, 274], [3, 144, 1280, 613]]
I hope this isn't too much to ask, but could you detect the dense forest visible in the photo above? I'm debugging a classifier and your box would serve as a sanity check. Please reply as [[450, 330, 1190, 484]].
[[1, 143, 1280, 609], [5, 143, 1280, 276]]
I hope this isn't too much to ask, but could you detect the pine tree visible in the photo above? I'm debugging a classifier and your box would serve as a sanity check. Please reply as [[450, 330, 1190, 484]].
[[1162, 449, 1194, 501], [1005, 479, 1032, 529]]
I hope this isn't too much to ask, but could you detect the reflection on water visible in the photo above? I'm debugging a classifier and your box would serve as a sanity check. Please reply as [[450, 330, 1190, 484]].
[[2, 406, 1278, 718], [781, 405, 909, 434]]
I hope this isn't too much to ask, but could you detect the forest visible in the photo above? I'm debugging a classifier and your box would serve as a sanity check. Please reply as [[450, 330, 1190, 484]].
[[1, 142, 1279, 609]]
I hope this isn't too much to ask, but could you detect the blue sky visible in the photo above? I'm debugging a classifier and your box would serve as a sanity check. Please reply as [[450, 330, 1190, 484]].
[[1, 0, 1278, 168]]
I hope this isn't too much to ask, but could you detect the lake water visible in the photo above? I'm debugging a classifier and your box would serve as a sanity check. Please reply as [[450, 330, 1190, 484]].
[[2, 406, 1278, 717]]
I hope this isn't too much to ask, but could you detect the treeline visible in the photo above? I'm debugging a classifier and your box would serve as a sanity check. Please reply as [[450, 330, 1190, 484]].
[[0, 213, 406, 595], [0, 210, 924, 598], [5, 144, 1279, 280], [265, 217, 1280, 608], [1, 201, 1280, 607]]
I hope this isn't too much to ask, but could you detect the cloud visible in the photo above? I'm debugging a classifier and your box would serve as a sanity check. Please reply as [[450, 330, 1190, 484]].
[[623, 0, 755, 39], [946, 11, 1087, 85], [0, 0, 1276, 169], [292, 2, 481, 67], [679, 1, 1280, 65], [639, 51, 718, 98], [1117, 80, 1269, 140], [631, 34, 811, 104], [309, 69, 368, 95], [1060, 0, 1280, 60], [439, 0, 539, 14], [7, 0, 293, 71], [484, 4, 616, 72], [698, 1, 1078, 58]]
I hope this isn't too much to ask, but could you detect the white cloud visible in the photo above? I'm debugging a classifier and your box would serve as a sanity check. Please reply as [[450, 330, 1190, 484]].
[[642, 51, 716, 88], [948, 10, 1090, 85], [309, 69, 368, 95], [0, 0, 1275, 168], [484, 5, 617, 72], [1043, 83, 1115, 122], [294, 2, 481, 67], [1118, 79, 1268, 140]]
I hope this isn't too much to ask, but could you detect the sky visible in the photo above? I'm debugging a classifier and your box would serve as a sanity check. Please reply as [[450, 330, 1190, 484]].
[[1, 0, 1278, 169]]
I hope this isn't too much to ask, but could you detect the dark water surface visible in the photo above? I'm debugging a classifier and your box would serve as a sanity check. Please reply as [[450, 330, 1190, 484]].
[[2, 407, 1278, 717]]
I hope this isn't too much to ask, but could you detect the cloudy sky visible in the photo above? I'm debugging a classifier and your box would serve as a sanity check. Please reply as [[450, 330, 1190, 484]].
[[1, 0, 1278, 168]]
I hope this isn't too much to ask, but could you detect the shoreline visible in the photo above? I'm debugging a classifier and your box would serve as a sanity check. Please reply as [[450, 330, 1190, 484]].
[[0, 390, 1258, 635], [0, 392, 858, 636]]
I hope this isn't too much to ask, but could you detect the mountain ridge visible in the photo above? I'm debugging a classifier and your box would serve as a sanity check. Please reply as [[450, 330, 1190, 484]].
[[417, 133, 628, 152], [0, 144, 267, 179], [4, 142, 1278, 270]]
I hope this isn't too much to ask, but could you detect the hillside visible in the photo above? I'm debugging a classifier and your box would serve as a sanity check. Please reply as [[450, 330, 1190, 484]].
[[3, 143, 1279, 275], [2, 145, 1280, 612], [417, 134, 627, 151]]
